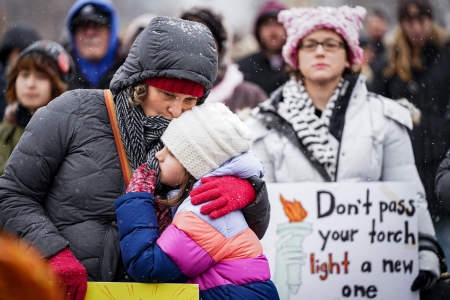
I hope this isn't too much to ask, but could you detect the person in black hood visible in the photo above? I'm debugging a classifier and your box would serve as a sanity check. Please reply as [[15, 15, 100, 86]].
[[0, 24, 41, 121], [0, 17, 271, 300], [237, 0, 289, 95]]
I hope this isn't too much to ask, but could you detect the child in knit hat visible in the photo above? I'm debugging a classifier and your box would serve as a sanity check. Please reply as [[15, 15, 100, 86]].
[[0, 40, 73, 173], [115, 102, 279, 300]]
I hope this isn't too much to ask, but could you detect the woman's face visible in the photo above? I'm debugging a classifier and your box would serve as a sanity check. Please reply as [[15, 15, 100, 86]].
[[142, 86, 198, 120], [15, 68, 52, 113], [155, 146, 187, 187], [297, 29, 349, 85], [401, 17, 432, 49]]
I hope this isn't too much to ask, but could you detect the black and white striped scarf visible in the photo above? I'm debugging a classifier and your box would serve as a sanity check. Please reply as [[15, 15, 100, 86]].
[[115, 89, 170, 186], [278, 78, 343, 180]]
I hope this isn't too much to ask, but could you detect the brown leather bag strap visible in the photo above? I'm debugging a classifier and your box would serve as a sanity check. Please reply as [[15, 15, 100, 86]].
[[104, 89, 131, 187]]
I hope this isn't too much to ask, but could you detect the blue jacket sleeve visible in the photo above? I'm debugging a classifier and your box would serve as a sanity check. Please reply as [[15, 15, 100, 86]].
[[115, 192, 188, 283]]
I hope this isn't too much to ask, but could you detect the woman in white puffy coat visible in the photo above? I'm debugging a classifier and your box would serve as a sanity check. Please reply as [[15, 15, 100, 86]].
[[246, 6, 441, 294]]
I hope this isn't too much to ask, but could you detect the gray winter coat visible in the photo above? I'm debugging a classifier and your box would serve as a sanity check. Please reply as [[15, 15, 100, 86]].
[[0, 17, 269, 281], [246, 75, 440, 278]]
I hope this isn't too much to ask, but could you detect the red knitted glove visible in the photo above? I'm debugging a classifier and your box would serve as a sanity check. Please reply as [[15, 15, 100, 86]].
[[190, 176, 256, 219], [126, 163, 157, 193], [48, 248, 87, 300]]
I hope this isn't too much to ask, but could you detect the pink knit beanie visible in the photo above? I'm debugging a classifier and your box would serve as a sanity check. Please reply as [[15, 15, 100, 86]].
[[279, 6, 367, 69]]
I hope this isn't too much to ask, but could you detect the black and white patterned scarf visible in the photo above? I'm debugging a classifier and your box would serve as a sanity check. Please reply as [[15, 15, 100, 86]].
[[278, 78, 344, 180], [115, 89, 170, 186]]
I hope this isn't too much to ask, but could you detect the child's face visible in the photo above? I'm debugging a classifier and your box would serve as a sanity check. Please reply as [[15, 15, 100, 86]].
[[155, 146, 187, 187], [15, 68, 52, 113]]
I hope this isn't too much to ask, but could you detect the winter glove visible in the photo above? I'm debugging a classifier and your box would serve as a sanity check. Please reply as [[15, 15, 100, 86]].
[[396, 98, 421, 126], [126, 163, 157, 194], [190, 176, 256, 219], [48, 248, 87, 300], [411, 270, 437, 291], [412, 234, 443, 292]]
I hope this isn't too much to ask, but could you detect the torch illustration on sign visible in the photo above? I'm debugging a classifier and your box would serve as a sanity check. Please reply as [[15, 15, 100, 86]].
[[275, 194, 312, 300]]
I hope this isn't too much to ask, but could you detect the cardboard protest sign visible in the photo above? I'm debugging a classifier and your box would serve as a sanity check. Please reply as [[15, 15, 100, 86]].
[[85, 282, 198, 300], [262, 182, 420, 300]]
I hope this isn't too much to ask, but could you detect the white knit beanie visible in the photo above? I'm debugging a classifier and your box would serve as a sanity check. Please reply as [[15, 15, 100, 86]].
[[161, 103, 251, 179]]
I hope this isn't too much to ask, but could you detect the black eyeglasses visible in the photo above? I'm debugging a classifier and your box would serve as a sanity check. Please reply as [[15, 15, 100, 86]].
[[299, 40, 345, 52]]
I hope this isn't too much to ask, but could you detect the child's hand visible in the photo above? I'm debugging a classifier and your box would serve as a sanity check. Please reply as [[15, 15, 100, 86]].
[[126, 163, 158, 193], [190, 176, 256, 219]]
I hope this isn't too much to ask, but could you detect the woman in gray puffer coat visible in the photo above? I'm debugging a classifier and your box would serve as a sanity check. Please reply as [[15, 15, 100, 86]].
[[247, 6, 441, 295], [0, 17, 270, 300]]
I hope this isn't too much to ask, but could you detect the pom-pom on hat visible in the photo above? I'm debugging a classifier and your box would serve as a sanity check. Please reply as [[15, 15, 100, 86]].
[[279, 6, 367, 69], [145, 77, 205, 98], [161, 102, 251, 179]]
